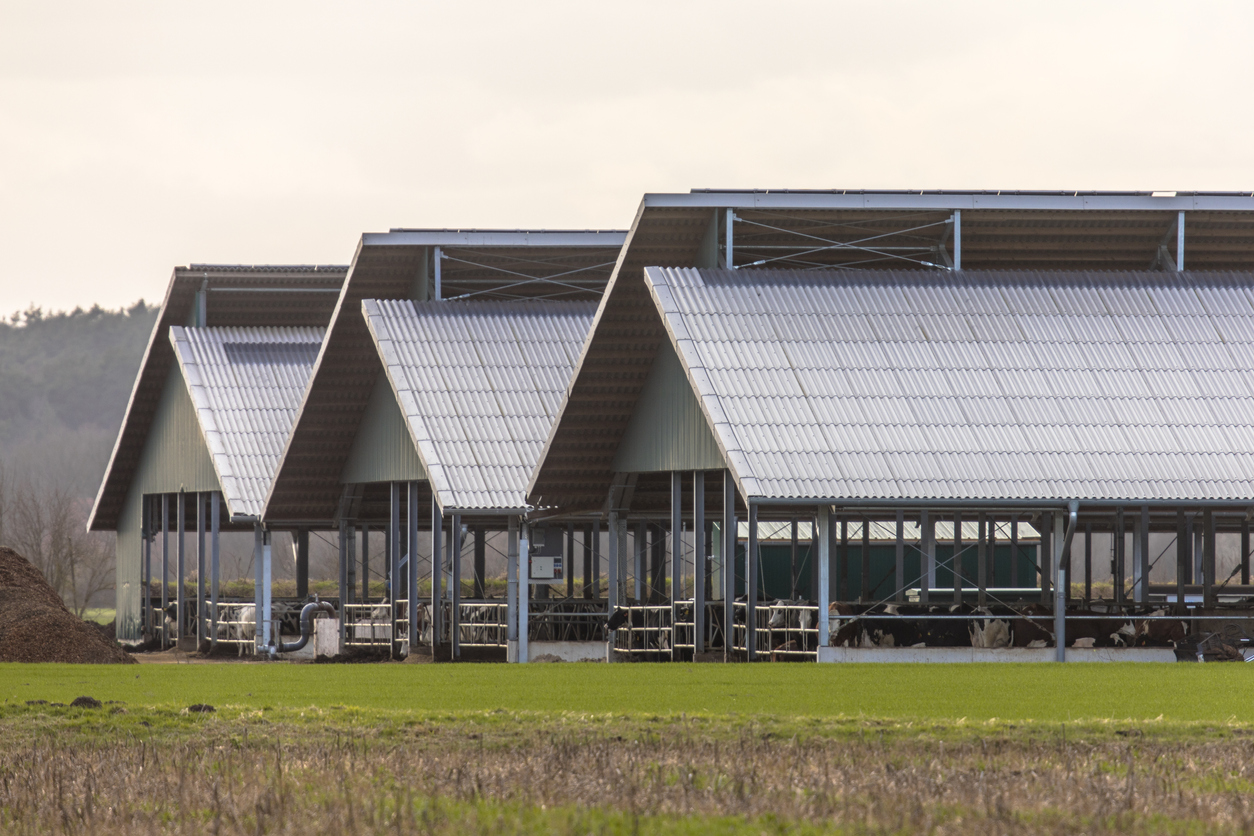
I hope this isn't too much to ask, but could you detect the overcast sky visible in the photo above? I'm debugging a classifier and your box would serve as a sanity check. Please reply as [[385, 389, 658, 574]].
[[2, 2, 1252, 315]]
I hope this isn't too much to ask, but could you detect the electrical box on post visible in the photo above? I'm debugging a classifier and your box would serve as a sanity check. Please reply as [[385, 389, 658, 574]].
[[529, 527, 563, 582]]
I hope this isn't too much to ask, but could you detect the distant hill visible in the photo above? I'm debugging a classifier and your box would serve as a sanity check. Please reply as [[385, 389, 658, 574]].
[[0, 302, 157, 492]]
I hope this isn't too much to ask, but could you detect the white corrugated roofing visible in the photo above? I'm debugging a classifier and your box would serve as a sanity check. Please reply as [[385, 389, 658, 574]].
[[363, 298, 596, 512], [647, 266, 1254, 503], [170, 326, 324, 518]]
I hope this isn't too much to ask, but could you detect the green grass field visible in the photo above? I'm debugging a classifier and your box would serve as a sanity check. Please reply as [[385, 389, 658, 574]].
[[6, 663, 1254, 834], [4, 662, 1253, 724]]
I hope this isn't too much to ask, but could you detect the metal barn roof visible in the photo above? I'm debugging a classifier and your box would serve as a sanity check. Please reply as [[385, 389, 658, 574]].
[[264, 229, 625, 525], [533, 266, 1254, 508], [527, 190, 1254, 515], [170, 326, 324, 520], [363, 298, 596, 513], [88, 264, 347, 531]]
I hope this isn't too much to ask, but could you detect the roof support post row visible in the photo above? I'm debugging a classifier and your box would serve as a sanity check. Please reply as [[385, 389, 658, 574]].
[[692, 472, 705, 655], [722, 471, 736, 662], [172, 490, 182, 644]]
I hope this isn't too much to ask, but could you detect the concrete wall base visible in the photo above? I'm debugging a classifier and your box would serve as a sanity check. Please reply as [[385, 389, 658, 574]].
[[527, 640, 606, 662], [818, 646, 1178, 663]]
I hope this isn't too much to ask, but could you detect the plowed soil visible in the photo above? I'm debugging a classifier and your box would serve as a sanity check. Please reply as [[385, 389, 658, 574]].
[[0, 547, 134, 663]]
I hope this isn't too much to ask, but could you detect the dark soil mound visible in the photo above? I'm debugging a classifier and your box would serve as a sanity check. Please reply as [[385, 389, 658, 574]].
[[0, 547, 134, 664]]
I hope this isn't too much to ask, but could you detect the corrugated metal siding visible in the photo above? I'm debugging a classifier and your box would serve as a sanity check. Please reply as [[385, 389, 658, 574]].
[[341, 373, 427, 484], [613, 338, 725, 473], [364, 298, 595, 510], [647, 266, 1254, 503], [133, 365, 220, 496]]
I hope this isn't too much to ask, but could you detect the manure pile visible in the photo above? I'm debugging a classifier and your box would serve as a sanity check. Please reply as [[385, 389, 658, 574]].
[[0, 547, 134, 663]]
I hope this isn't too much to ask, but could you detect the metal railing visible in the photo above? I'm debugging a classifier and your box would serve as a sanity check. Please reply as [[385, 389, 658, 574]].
[[455, 601, 508, 647], [611, 604, 673, 659], [342, 601, 395, 648]]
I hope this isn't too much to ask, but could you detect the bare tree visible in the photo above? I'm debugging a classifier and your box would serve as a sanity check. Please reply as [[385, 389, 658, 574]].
[[0, 468, 114, 617]]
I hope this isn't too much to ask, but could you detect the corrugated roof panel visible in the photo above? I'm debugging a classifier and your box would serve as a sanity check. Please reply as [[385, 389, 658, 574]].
[[645, 267, 1254, 501], [365, 298, 594, 510], [169, 326, 323, 518]]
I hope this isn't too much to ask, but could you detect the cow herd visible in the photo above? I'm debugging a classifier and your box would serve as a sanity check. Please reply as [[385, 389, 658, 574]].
[[826, 602, 1188, 650]]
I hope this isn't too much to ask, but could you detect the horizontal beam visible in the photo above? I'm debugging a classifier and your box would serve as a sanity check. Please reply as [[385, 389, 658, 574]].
[[657, 191, 1254, 212], [364, 230, 627, 248]]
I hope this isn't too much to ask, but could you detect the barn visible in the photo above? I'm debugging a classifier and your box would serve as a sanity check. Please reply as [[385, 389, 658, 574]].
[[87, 265, 346, 646], [528, 190, 1254, 662]]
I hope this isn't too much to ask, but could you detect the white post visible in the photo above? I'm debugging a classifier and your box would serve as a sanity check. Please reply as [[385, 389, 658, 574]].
[[725, 209, 734, 269], [817, 505, 830, 651], [519, 521, 530, 664]]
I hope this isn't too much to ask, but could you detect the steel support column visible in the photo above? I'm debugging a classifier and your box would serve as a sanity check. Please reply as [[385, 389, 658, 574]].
[[1243, 517, 1251, 586], [415, 484, 426, 650], [693, 472, 705, 654], [160, 494, 169, 648], [451, 513, 462, 660], [977, 513, 987, 608], [1176, 510, 1188, 615], [566, 523, 575, 598], [584, 523, 595, 599], [1084, 522, 1093, 604], [361, 525, 369, 602], [474, 528, 486, 599], [608, 511, 620, 616], [295, 528, 309, 599], [389, 482, 400, 657], [838, 518, 848, 601], [746, 503, 758, 660], [817, 505, 831, 650], [953, 512, 963, 605], [634, 522, 645, 602], [1177, 210, 1186, 270], [1203, 507, 1216, 609], [722, 470, 736, 662], [262, 529, 272, 649], [255, 523, 266, 651], [507, 515, 518, 657], [790, 519, 799, 599], [860, 517, 871, 602], [196, 493, 205, 647], [953, 209, 962, 270], [1010, 516, 1019, 588], [519, 520, 530, 663], [176, 491, 185, 644], [1114, 507, 1125, 608], [670, 472, 682, 615], [210, 492, 219, 650], [921, 509, 933, 605], [1139, 506, 1150, 603], [894, 510, 905, 603]]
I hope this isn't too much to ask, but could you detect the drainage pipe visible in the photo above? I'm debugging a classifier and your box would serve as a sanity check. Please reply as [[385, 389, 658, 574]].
[[272, 599, 336, 656]]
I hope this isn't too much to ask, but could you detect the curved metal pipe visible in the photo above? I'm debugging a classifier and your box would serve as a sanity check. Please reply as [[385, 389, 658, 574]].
[[272, 599, 336, 656]]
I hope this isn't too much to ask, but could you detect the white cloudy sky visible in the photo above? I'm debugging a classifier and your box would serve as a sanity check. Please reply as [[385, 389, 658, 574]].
[[2, 1, 1252, 314]]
